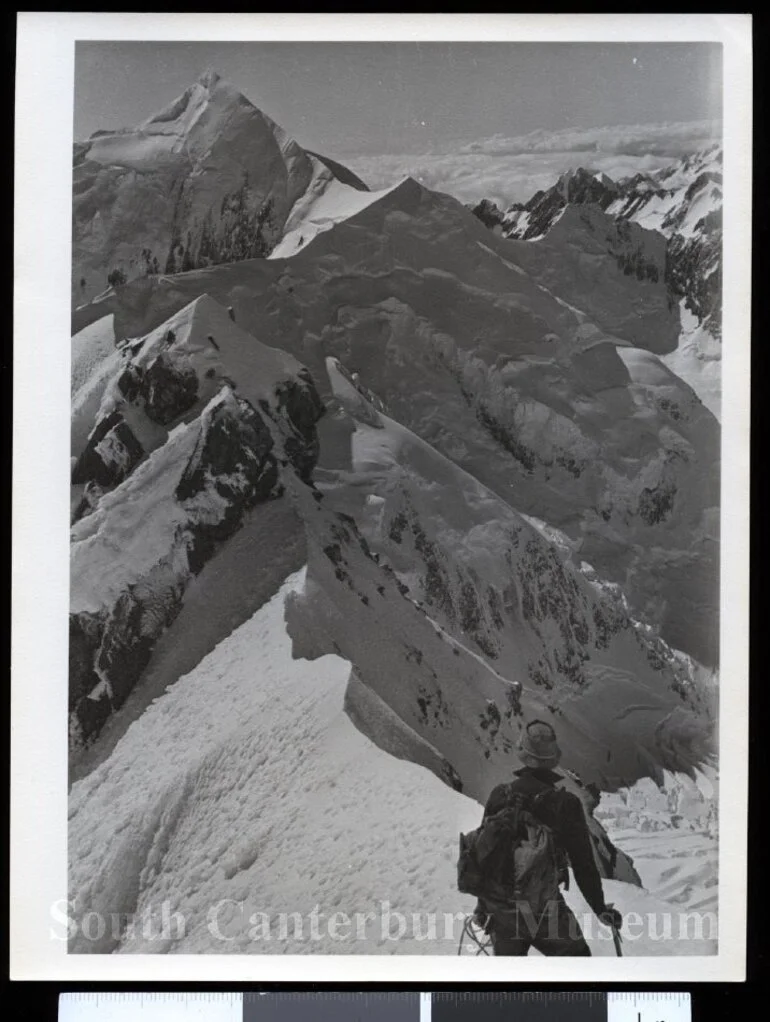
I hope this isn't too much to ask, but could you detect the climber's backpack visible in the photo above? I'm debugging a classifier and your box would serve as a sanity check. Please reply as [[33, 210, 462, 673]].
[[457, 787, 562, 916]]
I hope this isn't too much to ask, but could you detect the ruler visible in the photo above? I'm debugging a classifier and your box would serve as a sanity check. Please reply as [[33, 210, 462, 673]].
[[431, 993, 691, 1022], [59, 992, 690, 1022]]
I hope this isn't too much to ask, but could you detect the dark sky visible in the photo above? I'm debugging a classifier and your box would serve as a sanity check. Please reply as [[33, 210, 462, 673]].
[[74, 41, 722, 154], [243, 993, 419, 1022]]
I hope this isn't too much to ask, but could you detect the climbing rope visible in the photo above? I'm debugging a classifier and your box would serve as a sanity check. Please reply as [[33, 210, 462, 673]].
[[457, 915, 492, 955]]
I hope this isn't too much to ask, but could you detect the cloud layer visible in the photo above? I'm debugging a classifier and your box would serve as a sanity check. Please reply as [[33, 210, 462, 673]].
[[344, 120, 721, 207], [458, 119, 721, 158]]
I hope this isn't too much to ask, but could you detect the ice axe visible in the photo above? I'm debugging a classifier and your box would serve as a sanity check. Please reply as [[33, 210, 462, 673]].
[[603, 903, 623, 957]]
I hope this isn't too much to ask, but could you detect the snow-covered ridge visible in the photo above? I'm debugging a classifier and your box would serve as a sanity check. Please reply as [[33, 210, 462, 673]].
[[609, 147, 722, 339], [69, 296, 324, 751], [270, 176, 408, 259], [285, 360, 716, 798]]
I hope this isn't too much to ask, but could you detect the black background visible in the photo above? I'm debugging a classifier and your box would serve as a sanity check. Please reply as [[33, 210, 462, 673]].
[[3, 4, 766, 1019]]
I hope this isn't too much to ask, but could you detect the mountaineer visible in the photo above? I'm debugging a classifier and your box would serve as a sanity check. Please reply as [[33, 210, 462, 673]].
[[458, 719, 622, 956]]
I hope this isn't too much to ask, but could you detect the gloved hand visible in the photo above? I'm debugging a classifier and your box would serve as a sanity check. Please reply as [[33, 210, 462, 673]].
[[472, 905, 492, 933], [598, 904, 622, 931]]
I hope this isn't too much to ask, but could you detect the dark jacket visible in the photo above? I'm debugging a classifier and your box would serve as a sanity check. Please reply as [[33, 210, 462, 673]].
[[479, 766, 606, 917]]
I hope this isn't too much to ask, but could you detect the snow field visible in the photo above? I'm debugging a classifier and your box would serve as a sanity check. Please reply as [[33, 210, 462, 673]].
[[69, 571, 717, 956], [661, 303, 721, 420], [71, 314, 116, 395], [271, 176, 401, 259]]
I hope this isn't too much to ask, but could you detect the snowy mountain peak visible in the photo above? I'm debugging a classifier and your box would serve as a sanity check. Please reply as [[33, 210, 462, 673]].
[[140, 69, 262, 133], [555, 166, 618, 204], [197, 67, 221, 89], [73, 73, 372, 306], [99, 143, 717, 664]]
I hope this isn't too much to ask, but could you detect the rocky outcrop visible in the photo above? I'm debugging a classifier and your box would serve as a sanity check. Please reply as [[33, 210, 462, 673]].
[[503, 167, 619, 240], [468, 198, 505, 230], [133, 353, 200, 425], [70, 389, 280, 748], [666, 212, 722, 337], [273, 368, 325, 482], [72, 409, 144, 490]]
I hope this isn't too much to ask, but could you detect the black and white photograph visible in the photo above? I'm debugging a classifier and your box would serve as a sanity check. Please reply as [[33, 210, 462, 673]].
[[11, 13, 751, 980]]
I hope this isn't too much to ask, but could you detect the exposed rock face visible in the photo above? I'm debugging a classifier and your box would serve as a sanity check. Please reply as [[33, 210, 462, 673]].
[[273, 368, 325, 482], [72, 409, 144, 490], [137, 354, 200, 425], [175, 392, 281, 573], [503, 167, 619, 240], [468, 198, 505, 230], [69, 296, 324, 751], [610, 149, 722, 338], [666, 211, 721, 337]]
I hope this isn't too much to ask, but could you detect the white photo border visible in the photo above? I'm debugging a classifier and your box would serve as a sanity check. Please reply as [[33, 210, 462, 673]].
[[12, 11, 752, 981]]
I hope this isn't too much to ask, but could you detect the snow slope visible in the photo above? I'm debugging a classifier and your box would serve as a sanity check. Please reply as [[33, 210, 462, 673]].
[[71, 314, 116, 395], [67, 74, 721, 959], [661, 302, 721, 420], [597, 768, 718, 917], [270, 177, 400, 258], [607, 147, 722, 241], [605, 829, 717, 917], [68, 570, 716, 956], [507, 204, 672, 352], [69, 498, 305, 785]]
